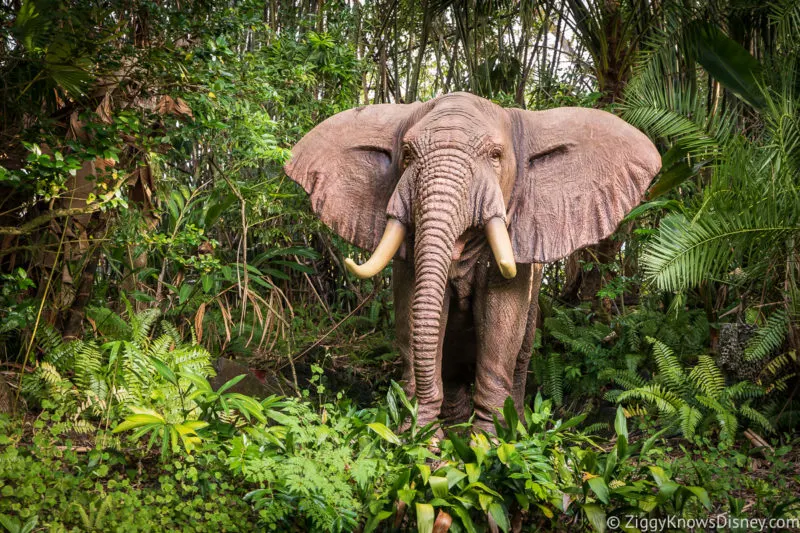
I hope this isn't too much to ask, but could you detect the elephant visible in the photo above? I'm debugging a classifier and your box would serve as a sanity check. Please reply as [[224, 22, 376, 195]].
[[284, 92, 661, 432]]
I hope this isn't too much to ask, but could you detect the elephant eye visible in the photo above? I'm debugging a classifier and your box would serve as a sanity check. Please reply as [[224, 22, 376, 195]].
[[402, 148, 413, 166], [489, 147, 502, 163]]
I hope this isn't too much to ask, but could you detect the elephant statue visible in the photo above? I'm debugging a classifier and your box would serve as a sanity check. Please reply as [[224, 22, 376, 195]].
[[284, 92, 660, 432]]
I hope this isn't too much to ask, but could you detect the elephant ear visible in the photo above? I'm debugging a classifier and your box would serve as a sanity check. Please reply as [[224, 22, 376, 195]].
[[285, 102, 430, 253], [506, 107, 661, 263]]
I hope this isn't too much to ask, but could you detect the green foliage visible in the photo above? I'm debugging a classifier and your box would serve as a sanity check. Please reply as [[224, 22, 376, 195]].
[[534, 302, 709, 408], [0, 415, 254, 531], [745, 310, 789, 362], [632, 48, 800, 295], [604, 338, 772, 446], [22, 300, 214, 440]]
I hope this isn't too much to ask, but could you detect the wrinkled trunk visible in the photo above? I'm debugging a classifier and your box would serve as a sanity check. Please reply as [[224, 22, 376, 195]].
[[411, 157, 470, 421]]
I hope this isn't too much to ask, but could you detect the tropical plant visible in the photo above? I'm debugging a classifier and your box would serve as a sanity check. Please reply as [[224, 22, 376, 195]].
[[22, 301, 215, 436], [603, 338, 772, 445]]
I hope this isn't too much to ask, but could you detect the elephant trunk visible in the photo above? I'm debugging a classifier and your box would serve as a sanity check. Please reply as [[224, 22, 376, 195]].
[[411, 157, 471, 420]]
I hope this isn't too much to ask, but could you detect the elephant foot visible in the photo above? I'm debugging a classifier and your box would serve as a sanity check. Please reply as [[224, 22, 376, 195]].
[[440, 397, 473, 427], [472, 417, 499, 436]]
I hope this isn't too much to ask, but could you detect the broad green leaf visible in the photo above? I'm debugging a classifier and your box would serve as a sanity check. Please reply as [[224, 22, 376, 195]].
[[429, 476, 449, 498], [582, 504, 606, 533], [418, 464, 431, 485], [216, 373, 247, 394], [502, 397, 519, 440], [363, 510, 393, 533], [416, 503, 435, 533], [497, 443, 517, 466], [683, 486, 712, 510], [367, 423, 401, 445], [646, 161, 696, 200], [557, 413, 586, 432], [113, 413, 165, 433], [488, 502, 510, 533], [465, 462, 481, 483], [149, 356, 177, 385], [587, 476, 610, 504], [648, 465, 669, 486], [688, 21, 765, 109], [614, 406, 628, 440], [451, 505, 479, 533], [448, 431, 476, 463]]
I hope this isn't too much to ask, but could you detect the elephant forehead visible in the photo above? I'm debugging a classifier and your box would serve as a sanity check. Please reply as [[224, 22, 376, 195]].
[[404, 93, 506, 148]]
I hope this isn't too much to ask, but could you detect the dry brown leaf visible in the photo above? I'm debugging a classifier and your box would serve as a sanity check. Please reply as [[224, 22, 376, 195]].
[[157, 95, 175, 115], [433, 510, 453, 533], [96, 91, 113, 124], [175, 97, 193, 118], [157, 95, 193, 118], [195, 302, 206, 343]]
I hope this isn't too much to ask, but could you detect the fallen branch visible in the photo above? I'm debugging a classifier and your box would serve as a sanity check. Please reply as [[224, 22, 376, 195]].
[[743, 429, 774, 454]]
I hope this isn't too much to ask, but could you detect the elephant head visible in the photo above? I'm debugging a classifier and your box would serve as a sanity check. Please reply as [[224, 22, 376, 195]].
[[285, 92, 660, 417]]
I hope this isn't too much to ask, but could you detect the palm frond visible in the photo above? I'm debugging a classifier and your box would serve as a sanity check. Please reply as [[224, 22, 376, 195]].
[[641, 212, 797, 292]]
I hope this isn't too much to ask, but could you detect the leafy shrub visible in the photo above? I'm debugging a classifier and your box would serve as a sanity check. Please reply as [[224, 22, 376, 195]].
[[0, 415, 255, 531], [534, 303, 709, 408], [603, 338, 772, 445], [22, 301, 214, 442]]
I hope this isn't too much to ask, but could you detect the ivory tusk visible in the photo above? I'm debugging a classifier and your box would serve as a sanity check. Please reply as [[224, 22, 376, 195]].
[[344, 219, 406, 279], [485, 217, 517, 279]]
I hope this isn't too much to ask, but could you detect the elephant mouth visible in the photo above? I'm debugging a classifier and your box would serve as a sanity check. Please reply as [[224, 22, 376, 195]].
[[451, 232, 470, 261], [344, 216, 516, 279]]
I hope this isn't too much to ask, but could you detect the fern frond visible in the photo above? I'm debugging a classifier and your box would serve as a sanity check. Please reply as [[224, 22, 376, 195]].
[[617, 384, 683, 416], [131, 308, 161, 344], [723, 381, 765, 401], [648, 338, 690, 395], [763, 352, 793, 376], [716, 410, 739, 446], [739, 404, 775, 434], [599, 368, 647, 390], [689, 355, 725, 399], [581, 422, 610, 435], [745, 310, 788, 361], [678, 404, 703, 439], [87, 307, 132, 340], [545, 352, 564, 406], [764, 372, 796, 394]]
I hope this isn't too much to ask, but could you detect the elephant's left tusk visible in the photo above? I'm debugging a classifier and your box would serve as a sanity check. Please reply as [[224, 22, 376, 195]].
[[485, 217, 517, 279], [344, 218, 406, 279]]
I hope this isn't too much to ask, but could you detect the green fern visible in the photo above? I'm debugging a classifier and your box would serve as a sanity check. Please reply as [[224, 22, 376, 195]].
[[22, 311, 215, 432], [606, 338, 772, 445], [744, 310, 788, 361]]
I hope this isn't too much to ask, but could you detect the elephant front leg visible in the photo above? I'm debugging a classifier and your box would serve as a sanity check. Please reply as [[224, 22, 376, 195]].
[[511, 264, 543, 417], [393, 259, 416, 398], [472, 262, 535, 432]]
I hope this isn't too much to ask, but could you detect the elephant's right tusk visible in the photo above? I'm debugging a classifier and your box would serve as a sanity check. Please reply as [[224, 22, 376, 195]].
[[344, 218, 406, 279], [485, 217, 517, 279]]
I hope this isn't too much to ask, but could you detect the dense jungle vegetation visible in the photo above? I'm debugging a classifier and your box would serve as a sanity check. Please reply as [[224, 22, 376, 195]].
[[1, 0, 799, 531]]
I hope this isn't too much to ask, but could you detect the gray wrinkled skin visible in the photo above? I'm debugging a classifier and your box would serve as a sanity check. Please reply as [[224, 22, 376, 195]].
[[285, 92, 661, 431]]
